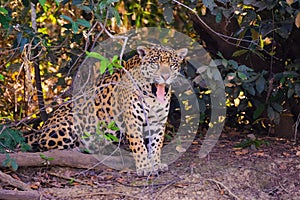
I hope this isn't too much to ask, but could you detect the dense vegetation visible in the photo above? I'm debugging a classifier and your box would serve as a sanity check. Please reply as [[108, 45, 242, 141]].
[[0, 0, 299, 148]]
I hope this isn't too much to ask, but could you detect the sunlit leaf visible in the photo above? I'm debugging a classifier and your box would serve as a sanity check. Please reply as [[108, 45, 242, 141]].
[[100, 60, 109, 74], [286, 0, 294, 5], [39, 0, 46, 7], [0, 7, 8, 15], [86, 52, 109, 61], [0, 74, 4, 81]]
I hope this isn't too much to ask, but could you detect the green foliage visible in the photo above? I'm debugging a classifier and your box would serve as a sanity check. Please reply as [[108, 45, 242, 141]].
[[60, 14, 91, 33], [39, 153, 54, 161], [0, 125, 31, 153], [86, 52, 122, 74], [2, 154, 18, 171], [235, 138, 269, 149], [0, 7, 11, 30], [82, 121, 119, 143], [0, 0, 299, 138], [218, 51, 300, 125]]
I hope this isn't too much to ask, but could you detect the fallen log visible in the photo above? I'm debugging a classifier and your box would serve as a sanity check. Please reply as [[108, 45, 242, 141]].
[[0, 189, 41, 200], [0, 150, 132, 171]]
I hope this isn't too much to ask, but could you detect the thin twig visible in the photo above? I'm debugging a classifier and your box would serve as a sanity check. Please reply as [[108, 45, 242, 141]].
[[154, 178, 180, 200], [205, 178, 241, 200], [293, 113, 300, 144], [48, 172, 93, 186]]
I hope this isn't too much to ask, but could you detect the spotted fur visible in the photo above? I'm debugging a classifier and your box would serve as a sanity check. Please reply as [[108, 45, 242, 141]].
[[26, 45, 188, 176]]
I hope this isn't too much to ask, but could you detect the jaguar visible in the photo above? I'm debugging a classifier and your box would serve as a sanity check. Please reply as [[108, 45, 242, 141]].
[[26, 45, 188, 176]]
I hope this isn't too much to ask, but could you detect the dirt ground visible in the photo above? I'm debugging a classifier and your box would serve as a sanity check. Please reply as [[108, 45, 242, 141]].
[[1, 132, 300, 200]]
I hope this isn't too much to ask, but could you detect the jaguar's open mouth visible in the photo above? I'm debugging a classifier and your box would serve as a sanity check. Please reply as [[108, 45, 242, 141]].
[[151, 83, 169, 103]]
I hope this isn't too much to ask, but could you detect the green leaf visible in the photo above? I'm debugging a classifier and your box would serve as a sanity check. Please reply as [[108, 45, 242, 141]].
[[271, 102, 283, 113], [72, 0, 83, 5], [287, 88, 294, 98], [253, 103, 265, 119], [158, 0, 170, 3], [100, 60, 109, 74], [163, 5, 174, 24], [76, 5, 92, 12], [60, 15, 73, 23], [112, 55, 118, 63], [107, 121, 119, 131], [71, 21, 78, 33], [267, 105, 275, 120], [40, 153, 54, 161], [255, 76, 265, 94], [0, 7, 8, 15], [202, 0, 217, 11], [40, 153, 47, 160], [22, 0, 30, 7], [0, 13, 11, 29], [232, 49, 248, 57], [109, 7, 121, 26], [238, 65, 253, 72], [76, 19, 91, 28], [39, 0, 46, 7], [243, 83, 255, 95], [215, 11, 222, 23], [295, 83, 300, 97], [0, 74, 4, 81], [228, 60, 238, 69], [105, 134, 119, 142], [237, 72, 247, 80], [86, 52, 108, 61], [11, 159, 18, 171], [107, 0, 120, 4]]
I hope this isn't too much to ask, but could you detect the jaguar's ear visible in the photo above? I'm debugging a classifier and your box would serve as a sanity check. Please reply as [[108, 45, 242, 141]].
[[175, 48, 188, 59], [137, 46, 149, 59]]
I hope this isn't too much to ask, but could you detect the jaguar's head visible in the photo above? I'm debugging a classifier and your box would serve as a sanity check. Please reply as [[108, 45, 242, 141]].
[[137, 45, 188, 103]]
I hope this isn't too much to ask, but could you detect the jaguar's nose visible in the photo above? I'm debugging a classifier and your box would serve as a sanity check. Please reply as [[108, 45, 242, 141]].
[[161, 74, 170, 81]]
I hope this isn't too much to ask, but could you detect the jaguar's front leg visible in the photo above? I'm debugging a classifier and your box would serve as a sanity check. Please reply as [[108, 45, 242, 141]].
[[145, 126, 168, 173], [123, 109, 152, 176]]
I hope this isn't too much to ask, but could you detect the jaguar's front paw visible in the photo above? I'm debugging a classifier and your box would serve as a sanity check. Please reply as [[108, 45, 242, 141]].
[[136, 163, 168, 176]]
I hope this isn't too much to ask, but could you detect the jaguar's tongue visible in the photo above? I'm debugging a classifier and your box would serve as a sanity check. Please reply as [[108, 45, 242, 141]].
[[156, 84, 166, 103]]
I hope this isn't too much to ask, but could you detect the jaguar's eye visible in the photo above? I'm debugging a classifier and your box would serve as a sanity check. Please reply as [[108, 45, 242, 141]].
[[171, 64, 179, 70], [150, 63, 159, 69]]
